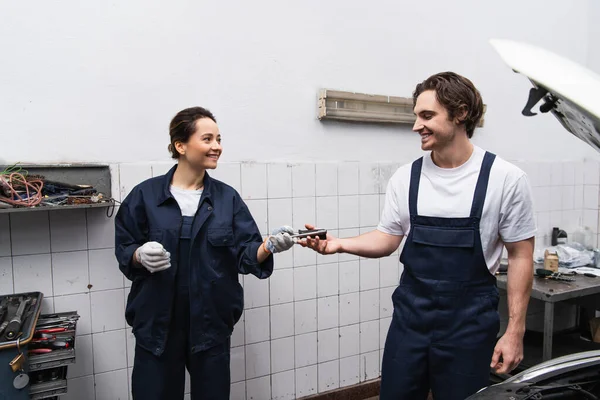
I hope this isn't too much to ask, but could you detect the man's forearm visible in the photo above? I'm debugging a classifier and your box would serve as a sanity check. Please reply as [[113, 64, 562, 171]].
[[505, 240, 534, 336], [339, 230, 403, 258]]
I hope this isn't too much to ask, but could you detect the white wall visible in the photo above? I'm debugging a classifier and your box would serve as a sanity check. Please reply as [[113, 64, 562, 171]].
[[1, 0, 598, 165], [588, 0, 600, 73]]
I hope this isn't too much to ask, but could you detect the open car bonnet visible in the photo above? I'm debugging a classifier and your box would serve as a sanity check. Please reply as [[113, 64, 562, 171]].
[[490, 39, 600, 152]]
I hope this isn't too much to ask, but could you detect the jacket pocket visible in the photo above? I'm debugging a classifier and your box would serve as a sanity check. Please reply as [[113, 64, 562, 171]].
[[208, 228, 234, 247], [211, 277, 244, 331]]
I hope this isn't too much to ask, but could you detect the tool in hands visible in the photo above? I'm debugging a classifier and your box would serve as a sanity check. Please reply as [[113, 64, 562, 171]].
[[264, 227, 328, 253]]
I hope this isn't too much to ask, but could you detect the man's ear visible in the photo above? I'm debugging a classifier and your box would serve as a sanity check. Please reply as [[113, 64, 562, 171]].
[[455, 105, 468, 125]]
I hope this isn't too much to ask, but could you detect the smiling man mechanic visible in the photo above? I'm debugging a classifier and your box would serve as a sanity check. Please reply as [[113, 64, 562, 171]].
[[302, 72, 536, 400]]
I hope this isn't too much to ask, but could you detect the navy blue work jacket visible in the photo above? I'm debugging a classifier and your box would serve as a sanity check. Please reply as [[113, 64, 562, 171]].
[[115, 165, 273, 356]]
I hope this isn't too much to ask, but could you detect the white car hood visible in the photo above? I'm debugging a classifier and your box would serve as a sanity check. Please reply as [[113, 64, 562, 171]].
[[490, 39, 600, 152]]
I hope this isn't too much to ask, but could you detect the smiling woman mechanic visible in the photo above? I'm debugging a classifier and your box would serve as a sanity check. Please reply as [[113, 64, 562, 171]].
[[115, 107, 294, 400]]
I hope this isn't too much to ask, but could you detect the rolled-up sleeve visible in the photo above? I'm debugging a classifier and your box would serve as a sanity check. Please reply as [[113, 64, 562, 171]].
[[115, 188, 151, 281], [232, 194, 273, 279]]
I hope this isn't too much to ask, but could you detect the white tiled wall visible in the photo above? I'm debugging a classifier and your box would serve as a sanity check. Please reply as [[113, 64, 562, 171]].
[[1, 158, 599, 400]]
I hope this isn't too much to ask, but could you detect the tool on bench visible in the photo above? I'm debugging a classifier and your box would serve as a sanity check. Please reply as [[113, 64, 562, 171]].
[[290, 228, 328, 240], [4, 297, 30, 340], [535, 268, 576, 282]]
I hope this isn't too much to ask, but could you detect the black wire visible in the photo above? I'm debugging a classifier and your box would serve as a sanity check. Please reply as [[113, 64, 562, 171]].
[[106, 199, 121, 218]]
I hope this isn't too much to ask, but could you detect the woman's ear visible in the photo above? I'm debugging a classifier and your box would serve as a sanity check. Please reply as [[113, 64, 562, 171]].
[[174, 141, 186, 156]]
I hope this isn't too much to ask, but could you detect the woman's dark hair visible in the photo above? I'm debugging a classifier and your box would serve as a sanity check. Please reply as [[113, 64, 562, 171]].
[[168, 107, 217, 159], [413, 72, 484, 138]]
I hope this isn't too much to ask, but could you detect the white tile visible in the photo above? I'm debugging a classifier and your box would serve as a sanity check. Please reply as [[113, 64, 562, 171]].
[[537, 162, 552, 187], [274, 248, 294, 269], [126, 328, 135, 367], [584, 185, 599, 210], [359, 163, 379, 194], [241, 163, 267, 200], [68, 334, 93, 378], [316, 196, 338, 230], [271, 336, 295, 373], [292, 163, 316, 197], [359, 351, 380, 382], [40, 296, 54, 314], [338, 229, 359, 262], [380, 286, 395, 318], [360, 259, 379, 291], [231, 381, 246, 400], [95, 368, 129, 400], [93, 329, 127, 373], [380, 256, 399, 287], [295, 332, 318, 368], [550, 163, 564, 186], [318, 360, 340, 393], [245, 306, 270, 344], [295, 299, 317, 334], [340, 355, 360, 387], [243, 274, 269, 308], [293, 197, 316, 232], [294, 245, 317, 268], [270, 303, 294, 339], [64, 375, 95, 400], [338, 196, 359, 229], [119, 163, 152, 200], [294, 266, 316, 301], [52, 251, 89, 296], [272, 370, 295, 400], [574, 185, 584, 209], [245, 341, 270, 379], [380, 317, 392, 349], [317, 263, 338, 297], [150, 162, 174, 177], [584, 159, 600, 185], [10, 212, 50, 255], [360, 320, 380, 353], [232, 315, 245, 347], [378, 163, 400, 194], [245, 199, 268, 235], [49, 209, 88, 252], [267, 198, 293, 233], [270, 268, 294, 305], [561, 186, 575, 210], [0, 257, 13, 294], [340, 324, 360, 358], [211, 162, 241, 193], [91, 289, 126, 333], [316, 163, 338, 197], [246, 376, 271, 400], [231, 345, 246, 383], [339, 261, 359, 294], [534, 186, 551, 213], [0, 215, 11, 256], [267, 163, 292, 198], [359, 194, 380, 227], [360, 289, 380, 322], [318, 328, 339, 363], [339, 293, 360, 326], [54, 293, 91, 335], [13, 254, 53, 295], [89, 248, 123, 291], [318, 296, 339, 331], [584, 209, 599, 233], [562, 162, 576, 185], [296, 365, 318, 398], [338, 162, 359, 196], [86, 208, 116, 250]]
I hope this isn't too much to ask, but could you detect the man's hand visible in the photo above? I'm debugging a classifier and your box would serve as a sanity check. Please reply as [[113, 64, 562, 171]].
[[265, 226, 295, 254], [297, 224, 342, 255], [490, 332, 524, 374], [135, 241, 171, 273]]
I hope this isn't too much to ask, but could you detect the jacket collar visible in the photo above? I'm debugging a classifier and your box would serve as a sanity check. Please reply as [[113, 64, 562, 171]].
[[157, 164, 213, 206]]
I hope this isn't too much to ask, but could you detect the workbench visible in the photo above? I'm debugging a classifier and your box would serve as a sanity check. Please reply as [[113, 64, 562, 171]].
[[496, 272, 600, 361]]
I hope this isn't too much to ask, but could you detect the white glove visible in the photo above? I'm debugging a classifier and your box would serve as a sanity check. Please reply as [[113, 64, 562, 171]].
[[265, 226, 295, 254], [135, 241, 171, 273]]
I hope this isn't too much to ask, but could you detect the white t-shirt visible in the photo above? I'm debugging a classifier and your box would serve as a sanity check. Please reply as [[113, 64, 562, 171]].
[[377, 146, 537, 274], [170, 186, 203, 217]]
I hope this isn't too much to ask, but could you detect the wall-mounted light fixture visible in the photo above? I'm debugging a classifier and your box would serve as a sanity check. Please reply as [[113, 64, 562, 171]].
[[317, 89, 486, 127]]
